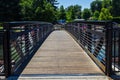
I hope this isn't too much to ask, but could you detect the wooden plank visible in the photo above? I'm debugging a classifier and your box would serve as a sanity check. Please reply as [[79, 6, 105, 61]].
[[20, 30, 105, 76], [18, 75, 109, 80]]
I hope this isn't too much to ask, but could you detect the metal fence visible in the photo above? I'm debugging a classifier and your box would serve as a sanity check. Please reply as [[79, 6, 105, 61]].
[[65, 21, 120, 77], [112, 25, 120, 76], [0, 23, 4, 76], [0, 21, 53, 78]]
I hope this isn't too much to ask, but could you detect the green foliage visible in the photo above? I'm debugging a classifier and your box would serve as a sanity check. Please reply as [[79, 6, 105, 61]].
[[20, 0, 34, 20], [102, 0, 112, 13], [98, 8, 113, 20], [112, 0, 120, 17], [82, 8, 91, 20], [102, 0, 111, 8], [90, 0, 102, 13], [66, 11, 72, 22], [73, 5, 82, 19], [20, 0, 57, 23], [66, 5, 81, 22], [92, 10, 99, 20], [0, 0, 21, 21], [66, 6, 75, 22], [1, 0, 119, 23], [58, 5, 66, 20], [47, 0, 58, 9], [42, 2, 56, 22], [89, 0, 120, 21]]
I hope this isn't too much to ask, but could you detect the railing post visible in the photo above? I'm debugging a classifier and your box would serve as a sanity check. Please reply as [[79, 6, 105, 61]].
[[119, 31, 120, 66], [87, 24, 92, 52], [79, 24, 82, 43], [3, 23, 11, 78], [77, 23, 80, 42], [105, 22, 113, 76], [25, 26, 29, 55], [81, 23, 85, 45]]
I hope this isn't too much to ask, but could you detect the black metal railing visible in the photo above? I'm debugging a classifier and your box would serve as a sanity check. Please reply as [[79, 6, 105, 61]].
[[0, 23, 4, 76], [112, 24, 120, 76], [0, 21, 53, 78], [65, 21, 120, 77]]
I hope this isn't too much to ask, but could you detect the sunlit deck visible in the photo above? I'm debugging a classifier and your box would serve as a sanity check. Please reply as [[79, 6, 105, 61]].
[[18, 30, 108, 80]]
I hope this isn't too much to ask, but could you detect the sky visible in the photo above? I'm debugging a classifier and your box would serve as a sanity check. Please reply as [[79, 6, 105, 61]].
[[57, 0, 94, 10]]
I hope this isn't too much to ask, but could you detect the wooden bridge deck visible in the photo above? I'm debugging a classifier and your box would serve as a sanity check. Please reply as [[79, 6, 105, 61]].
[[19, 30, 108, 80]]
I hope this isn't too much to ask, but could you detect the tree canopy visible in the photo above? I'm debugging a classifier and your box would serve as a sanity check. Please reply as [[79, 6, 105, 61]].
[[90, 0, 120, 21], [112, 0, 120, 17], [0, 0, 120, 22], [0, 0, 21, 21], [90, 0, 102, 13], [98, 8, 113, 20], [58, 5, 66, 20], [82, 8, 91, 20], [65, 5, 81, 22], [20, 0, 57, 23]]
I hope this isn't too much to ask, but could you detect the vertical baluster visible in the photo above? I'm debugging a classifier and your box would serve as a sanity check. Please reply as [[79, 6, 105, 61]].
[[3, 23, 11, 78], [78, 23, 80, 43], [81, 23, 84, 45], [113, 31, 116, 71], [25, 26, 29, 55], [105, 22, 113, 76], [34, 27, 37, 46], [79, 24, 82, 43], [118, 31, 120, 68], [87, 24, 92, 52]]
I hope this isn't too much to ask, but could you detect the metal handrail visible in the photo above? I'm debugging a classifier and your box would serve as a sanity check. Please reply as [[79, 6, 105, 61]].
[[65, 21, 120, 77], [1, 21, 53, 78]]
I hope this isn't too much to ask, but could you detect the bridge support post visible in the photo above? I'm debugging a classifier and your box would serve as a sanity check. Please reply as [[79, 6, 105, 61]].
[[105, 22, 113, 76], [25, 26, 30, 55], [87, 24, 92, 53], [3, 23, 11, 78], [77, 23, 80, 42]]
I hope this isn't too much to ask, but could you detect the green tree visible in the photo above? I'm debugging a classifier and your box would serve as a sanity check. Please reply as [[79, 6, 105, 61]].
[[102, 0, 112, 14], [82, 8, 91, 20], [90, 0, 102, 13], [92, 10, 99, 20], [58, 5, 66, 20], [102, 0, 112, 8], [98, 8, 113, 20], [0, 0, 21, 21], [66, 6, 75, 22], [47, 0, 58, 9], [112, 0, 120, 17], [42, 2, 56, 22], [73, 5, 82, 19], [20, 0, 34, 20], [66, 5, 81, 22], [66, 11, 72, 22], [35, 7, 44, 20], [20, 0, 57, 22]]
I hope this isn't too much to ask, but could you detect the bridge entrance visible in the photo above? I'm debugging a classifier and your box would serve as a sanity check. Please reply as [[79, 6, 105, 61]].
[[0, 21, 120, 80], [18, 30, 108, 80]]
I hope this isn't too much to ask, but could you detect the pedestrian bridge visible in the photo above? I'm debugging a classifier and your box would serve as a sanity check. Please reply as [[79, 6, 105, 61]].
[[19, 30, 107, 80], [0, 21, 120, 80]]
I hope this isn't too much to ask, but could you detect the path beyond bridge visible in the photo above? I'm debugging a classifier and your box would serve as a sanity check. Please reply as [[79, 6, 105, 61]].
[[17, 30, 108, 80]]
